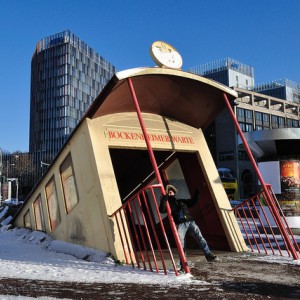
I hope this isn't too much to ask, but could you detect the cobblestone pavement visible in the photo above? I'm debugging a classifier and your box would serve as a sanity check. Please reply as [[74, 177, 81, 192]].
[[0, 252, 299, 299]]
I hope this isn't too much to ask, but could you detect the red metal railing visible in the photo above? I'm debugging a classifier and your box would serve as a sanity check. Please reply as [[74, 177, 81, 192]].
[[110, 184, 179, 275], [223, 92, 299, 260], [232, 185, 300, 258], [127, 78, 190, 274]]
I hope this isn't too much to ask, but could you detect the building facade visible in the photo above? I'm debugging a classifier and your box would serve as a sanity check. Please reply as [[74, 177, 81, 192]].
[[188, 58, 300, 204], [188, 58, 255, 90], [229, 88, 299, 198], [253, 79, 300, 103], [30, 30, 116, 165]]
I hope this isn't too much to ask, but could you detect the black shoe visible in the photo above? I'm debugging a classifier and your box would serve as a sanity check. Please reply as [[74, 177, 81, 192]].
[[177, 267, 185, 274], [205, 253, 219, 262]]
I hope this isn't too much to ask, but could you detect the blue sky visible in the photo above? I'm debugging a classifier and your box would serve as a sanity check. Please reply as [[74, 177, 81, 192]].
[[1, 0, 300, 153]]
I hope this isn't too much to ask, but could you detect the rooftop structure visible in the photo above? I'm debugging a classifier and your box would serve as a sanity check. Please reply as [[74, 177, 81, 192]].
[[253, 79, 300, 103], [188, 58, 255, 90]]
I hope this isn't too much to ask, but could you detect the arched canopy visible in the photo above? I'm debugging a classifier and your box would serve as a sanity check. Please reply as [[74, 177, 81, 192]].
[[86, 67, 237, 129]]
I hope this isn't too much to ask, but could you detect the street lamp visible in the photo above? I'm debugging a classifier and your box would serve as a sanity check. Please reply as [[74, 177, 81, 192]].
[[7, 178, 18, 201], [6, 159, 17, 201]]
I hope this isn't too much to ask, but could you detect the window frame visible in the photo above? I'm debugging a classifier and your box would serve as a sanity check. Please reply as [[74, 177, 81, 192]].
[[60, 153, 79, 214], [45, 176, 61, 231], [33, 194, 46, 231], [23, 209, 31, 229]]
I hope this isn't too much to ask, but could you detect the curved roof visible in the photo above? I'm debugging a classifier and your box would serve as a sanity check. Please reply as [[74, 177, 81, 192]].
[[13, 67, 238, 221], [86, 67, 237, 129]]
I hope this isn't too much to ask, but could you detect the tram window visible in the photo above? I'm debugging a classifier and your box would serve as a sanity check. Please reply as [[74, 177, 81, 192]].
[[45, 176, 61, 231], [33, 195, 46, 231], [60, 153, 79, 214], [23, 210, 31, 229]]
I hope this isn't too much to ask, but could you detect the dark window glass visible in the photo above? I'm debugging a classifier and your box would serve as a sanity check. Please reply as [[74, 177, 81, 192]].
[[238, 151, 249, 161], [219, 151, 234, 161]]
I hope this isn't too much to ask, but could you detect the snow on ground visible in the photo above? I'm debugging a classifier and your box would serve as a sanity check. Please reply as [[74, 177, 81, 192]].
[[0, 225, 299, 299], [0, 225, 200, 286]]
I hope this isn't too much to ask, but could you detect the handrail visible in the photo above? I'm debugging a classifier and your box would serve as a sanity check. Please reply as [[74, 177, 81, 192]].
[[231, 186, 300, 259], [223, 92, 299, 260], [109, 184, 180, 275]]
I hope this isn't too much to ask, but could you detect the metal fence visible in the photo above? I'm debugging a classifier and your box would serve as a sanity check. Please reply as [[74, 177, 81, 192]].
[[110, 182, 300, 278], [110, 184, 179, 275], [232, 185, 300, 258]]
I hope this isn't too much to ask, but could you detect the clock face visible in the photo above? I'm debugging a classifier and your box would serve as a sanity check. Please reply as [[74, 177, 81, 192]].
[[150, 41, 183, 69]]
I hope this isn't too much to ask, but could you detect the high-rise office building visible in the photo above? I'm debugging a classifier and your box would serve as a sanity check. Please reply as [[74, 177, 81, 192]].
[[30, 30, 116, 164]]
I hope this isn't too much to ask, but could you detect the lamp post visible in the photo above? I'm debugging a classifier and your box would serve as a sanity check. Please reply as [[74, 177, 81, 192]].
[[6, 160, 16, 200], [15, 178, 18, 201], [7, 178, 18, 201]]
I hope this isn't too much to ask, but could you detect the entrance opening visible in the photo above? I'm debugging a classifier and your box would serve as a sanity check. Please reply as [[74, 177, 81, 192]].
[[109, 148, 173, 201], [109, 148, 230, 251]]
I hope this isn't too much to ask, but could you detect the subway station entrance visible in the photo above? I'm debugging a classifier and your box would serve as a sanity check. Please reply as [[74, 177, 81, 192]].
[[13, 67, 248, 276]]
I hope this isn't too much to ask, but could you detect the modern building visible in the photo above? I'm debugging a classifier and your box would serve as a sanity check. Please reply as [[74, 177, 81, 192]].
[[231, 88, 299, 199], [188, 58, 255, 90], [253, 79, 300, 103], [30, 30, 116, 167], [188, 59, 300, 215], [189, 58, 257, 198]]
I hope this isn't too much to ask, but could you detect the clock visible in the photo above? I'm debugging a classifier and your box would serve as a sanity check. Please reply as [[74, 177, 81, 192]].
[[150, 41, 183, 69]]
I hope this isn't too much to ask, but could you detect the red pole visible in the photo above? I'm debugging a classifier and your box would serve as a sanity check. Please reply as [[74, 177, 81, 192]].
[[127, 78, 190, 274], [223, 93, 298, 260]]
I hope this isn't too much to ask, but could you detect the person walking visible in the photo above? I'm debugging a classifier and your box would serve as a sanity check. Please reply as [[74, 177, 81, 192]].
[[159, 184, 218, 272]]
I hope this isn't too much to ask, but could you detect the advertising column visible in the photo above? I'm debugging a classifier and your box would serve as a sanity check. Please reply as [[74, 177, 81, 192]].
[[280, 161, 300, 217], [258, 160, 300, 232], [278, 161, 300, 234]]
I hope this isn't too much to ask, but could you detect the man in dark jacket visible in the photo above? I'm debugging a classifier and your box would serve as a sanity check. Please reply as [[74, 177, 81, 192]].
[[159, 184, 218, 271]]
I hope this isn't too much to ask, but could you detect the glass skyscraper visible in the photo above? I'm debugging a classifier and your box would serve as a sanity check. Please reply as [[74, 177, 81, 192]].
[[30, 30, 116, 164]]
